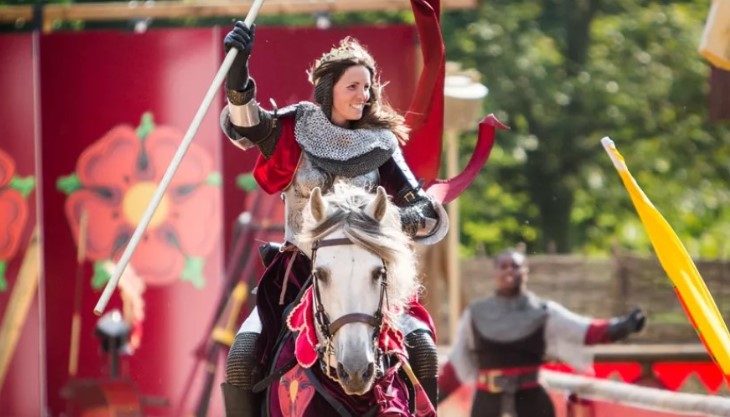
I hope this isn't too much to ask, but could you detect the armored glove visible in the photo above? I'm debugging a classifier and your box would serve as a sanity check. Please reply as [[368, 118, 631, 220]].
[[400, 198, 438, 238], [606, 307, 646, 341], [224, 21, 256, 91]]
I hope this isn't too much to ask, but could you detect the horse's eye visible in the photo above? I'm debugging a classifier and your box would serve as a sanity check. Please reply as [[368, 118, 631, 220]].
[[371, 267, 384, 283], [314, 267, 330, 285]]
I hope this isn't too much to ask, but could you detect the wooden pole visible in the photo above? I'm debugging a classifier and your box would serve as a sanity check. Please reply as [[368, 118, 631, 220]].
[[0, 227, 41, 390], [68, 209, 88, 377], [94, 0, 265, 315], [445, 129, 461, 344]]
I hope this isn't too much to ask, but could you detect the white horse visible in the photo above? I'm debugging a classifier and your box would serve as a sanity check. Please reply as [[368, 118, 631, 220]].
[[296, 183, 420, 396]]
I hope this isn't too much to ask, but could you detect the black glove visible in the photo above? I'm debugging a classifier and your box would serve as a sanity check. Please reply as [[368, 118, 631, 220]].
[[224, 21, 256, 91], [606, 307, 646, 341], [627, 307, 646, 332]]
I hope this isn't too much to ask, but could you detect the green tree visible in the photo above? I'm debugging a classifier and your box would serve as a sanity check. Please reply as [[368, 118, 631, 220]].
[[444, 0, 730, 256], [8, 0, 729, 257]]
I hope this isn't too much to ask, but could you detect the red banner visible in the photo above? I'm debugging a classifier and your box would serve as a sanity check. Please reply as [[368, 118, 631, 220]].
[[0, 33, 41, 417], [39, 28, 226, 417], [0, 25, 419, 417]]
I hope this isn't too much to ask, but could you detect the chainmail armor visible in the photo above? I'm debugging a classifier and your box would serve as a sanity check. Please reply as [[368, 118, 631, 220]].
[[226, 332, 261, 389], [294, 102, 397, 177], [405, 330, 439, 409], [470, 291, 548, 343], [406, 330, 438, 379], [284, 154, 378, 246]]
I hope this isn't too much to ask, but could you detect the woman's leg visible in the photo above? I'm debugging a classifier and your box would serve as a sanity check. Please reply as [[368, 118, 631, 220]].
[[405, 330, 439, 409], [400, 314, 439, 410], [221, 307, 262, 417]]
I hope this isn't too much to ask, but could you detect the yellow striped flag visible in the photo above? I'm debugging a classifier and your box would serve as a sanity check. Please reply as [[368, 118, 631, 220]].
[[602, 137, 730, 383]]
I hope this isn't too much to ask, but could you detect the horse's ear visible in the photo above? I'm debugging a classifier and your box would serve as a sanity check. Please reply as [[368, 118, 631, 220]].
[[365, 186, 388, 222], [309, 187, 326, 222]]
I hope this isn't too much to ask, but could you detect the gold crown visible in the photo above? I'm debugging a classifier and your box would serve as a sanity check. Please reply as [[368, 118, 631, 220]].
[[316, 40, 371, 67]]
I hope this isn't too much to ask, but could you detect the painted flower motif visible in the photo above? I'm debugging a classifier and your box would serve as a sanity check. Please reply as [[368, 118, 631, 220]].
[[57, 113, 221, 288], [277, 365, 315, 417], [0, 148, 34, 292]]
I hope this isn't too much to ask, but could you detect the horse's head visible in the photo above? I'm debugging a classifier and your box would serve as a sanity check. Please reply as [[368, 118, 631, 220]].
[[299, 184, 419, 395]]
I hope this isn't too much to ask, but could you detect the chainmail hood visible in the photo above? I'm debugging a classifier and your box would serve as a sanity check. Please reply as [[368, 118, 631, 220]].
[[294, 102, 397, 177]]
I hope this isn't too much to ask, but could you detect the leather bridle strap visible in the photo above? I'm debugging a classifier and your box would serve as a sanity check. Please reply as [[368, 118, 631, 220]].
[[329, 313, 380, 335], [312, 238, 353, 249], [310, 237, 386, 340]]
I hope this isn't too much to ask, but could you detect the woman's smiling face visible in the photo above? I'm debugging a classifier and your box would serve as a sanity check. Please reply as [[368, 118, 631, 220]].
[[330, 65, 371, 127]]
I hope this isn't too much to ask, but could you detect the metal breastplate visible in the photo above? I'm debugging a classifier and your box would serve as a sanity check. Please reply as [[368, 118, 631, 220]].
[[283, 153, 379, 246]]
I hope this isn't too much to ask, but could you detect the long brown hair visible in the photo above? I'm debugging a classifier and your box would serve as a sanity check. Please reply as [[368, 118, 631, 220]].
[[308, 37, 410, 144]]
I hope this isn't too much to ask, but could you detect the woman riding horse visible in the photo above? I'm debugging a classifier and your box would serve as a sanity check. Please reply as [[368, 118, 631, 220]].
[[219, 23, 448, 416], [273, 184, 432, 416]]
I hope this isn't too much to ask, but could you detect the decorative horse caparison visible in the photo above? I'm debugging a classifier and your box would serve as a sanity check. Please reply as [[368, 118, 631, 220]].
[[257, 184, 433, 417]]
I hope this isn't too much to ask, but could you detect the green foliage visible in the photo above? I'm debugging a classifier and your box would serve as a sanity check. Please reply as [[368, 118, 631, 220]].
[[9, 175, 35, 197], [5, 0, 728, 259], [57, 173, 82, 195], [1, 0, 69, 4], [0, 1, 415, 32], [444, 0, 730, 257]]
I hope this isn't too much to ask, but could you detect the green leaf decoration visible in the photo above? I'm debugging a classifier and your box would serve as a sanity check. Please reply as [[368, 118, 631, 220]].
[[136, 112, 155, 141], [92, 260, 112, 289], [56, 173, 82, 195], [236, 173, 258, 192], [0, 261, 6, 292], [10, 176, 35, 198], [181, 256, 205, 289], [206, 172, 222, 187]]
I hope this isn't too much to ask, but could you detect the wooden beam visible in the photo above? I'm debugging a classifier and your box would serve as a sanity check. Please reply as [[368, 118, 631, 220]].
[[0, 5, 33, 22], [0, 0, 476, 28]]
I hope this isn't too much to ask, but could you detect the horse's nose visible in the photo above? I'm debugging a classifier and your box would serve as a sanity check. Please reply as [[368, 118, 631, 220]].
[[336, 361, 375, 384]]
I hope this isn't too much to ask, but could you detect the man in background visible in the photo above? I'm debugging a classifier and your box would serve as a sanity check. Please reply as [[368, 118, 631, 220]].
[[438, 248, 646, 417]]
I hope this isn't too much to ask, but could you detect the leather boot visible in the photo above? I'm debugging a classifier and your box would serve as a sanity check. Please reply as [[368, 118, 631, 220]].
[[221, 382, 259, 417]]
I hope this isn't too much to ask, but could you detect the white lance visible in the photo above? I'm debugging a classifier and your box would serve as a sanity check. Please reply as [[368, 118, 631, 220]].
[[94, 0, 266, 315]]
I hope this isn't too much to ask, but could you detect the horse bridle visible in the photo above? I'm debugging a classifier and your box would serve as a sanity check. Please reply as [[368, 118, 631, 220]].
[[309, 237, 389, 376]]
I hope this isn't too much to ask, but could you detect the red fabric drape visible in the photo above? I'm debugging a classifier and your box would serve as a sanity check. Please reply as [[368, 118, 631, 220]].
[[253, 117, 301, 194], [425, 115, 507, 204], [402, 0, 445, 182]]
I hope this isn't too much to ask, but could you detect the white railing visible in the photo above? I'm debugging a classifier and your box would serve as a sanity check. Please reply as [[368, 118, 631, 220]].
[[542, 369, 730, 417]]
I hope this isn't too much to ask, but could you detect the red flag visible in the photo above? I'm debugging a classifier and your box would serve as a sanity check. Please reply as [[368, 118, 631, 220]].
[[403, 0, 445, 182], [425, 115, 508, 204]]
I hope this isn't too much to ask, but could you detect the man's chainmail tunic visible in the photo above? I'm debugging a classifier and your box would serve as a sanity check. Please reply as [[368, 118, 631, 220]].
[[470, 292, 548, 342]]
